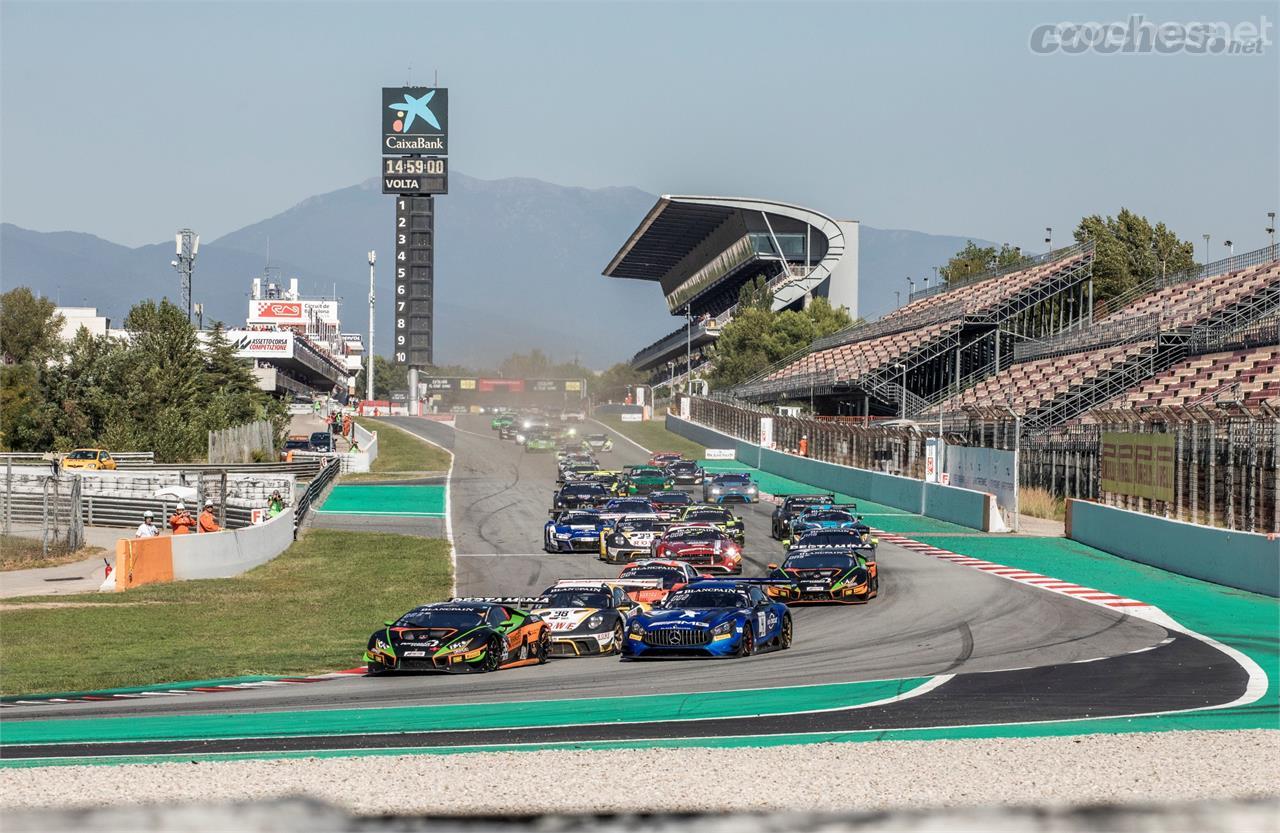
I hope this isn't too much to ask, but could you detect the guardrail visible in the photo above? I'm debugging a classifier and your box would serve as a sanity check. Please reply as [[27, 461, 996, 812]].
[[294, 457, 342, 534]]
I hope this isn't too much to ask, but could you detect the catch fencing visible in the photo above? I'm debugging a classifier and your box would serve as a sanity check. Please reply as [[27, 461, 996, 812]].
[[0, 466, 84, 555], [294, 457, 342, 534], [208, 420, 276, 464], [689, 395, 1278, 533]]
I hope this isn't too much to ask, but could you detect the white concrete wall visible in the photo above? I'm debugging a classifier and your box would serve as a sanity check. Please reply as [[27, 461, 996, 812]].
[[826, 220, 860, 317], [170, 508, 296, 580]]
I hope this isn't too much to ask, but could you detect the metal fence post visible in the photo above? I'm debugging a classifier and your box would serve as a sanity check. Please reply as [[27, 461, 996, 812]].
[[3, 456, 10, 535]]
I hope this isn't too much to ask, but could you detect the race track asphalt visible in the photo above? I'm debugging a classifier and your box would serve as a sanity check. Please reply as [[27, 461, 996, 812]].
[[8, 414, 1247, 740]]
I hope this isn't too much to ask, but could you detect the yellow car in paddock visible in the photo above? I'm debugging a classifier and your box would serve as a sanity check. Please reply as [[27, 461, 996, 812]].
[[61, 449, 117, 471]]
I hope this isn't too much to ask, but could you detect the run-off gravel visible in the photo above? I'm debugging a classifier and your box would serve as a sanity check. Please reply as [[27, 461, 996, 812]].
[[2, 731, 1276, 815]]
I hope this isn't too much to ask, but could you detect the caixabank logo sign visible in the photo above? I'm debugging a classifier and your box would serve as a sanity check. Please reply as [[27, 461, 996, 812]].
[[383, 87, 448, 154]]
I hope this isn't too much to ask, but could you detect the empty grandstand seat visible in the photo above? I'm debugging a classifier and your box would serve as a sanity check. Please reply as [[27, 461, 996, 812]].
[[1115, 346, 1280, 408]]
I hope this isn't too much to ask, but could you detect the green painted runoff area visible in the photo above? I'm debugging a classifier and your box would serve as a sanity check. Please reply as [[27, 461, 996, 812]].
[[0, 677, 931, 746], [315, 484, 445, 516]]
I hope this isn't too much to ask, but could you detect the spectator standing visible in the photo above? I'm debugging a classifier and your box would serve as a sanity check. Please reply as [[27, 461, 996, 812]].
[[135, 511, 159, 538], [198, 499, 222, 533], [267, 490, 285, 517], [169, 503, 196, 535]]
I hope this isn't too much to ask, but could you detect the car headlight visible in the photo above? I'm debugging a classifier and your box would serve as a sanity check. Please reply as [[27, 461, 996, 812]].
[[517, 434, 527, 443], [747, 485, 757, 492], [586, 614, 605, 629], [555, 532, 572, 539], [612, 534, 626, 544], [711, 621, 733, 636], [711, 487, 721, 494], [629, 622, 645, 636]]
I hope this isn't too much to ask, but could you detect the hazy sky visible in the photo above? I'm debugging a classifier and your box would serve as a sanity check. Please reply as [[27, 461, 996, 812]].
[[2, 0, 1276, 256]]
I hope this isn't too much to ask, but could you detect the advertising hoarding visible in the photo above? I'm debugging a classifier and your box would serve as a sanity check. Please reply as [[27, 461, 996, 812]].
[[945, 444, 1017, 513], [1101, 432, 1175, 502]]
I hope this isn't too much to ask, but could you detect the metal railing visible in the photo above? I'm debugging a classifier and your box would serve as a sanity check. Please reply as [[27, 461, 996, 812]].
[[293, 457, 342, 535], [1014, 314, 1163, 362], [1094, 243, 1279, 320], [907, 241, 1090, 303], [683, 395, 1279, 532]]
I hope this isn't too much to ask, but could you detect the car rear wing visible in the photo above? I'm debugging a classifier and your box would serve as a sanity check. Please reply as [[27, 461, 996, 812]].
[[771, 493, 836, 505], [688, 577, 793, 587], [450, 596, 551, 610]]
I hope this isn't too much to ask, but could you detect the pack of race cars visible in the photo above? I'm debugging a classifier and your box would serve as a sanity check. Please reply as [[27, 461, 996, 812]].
[[364, 424, 879, 675]]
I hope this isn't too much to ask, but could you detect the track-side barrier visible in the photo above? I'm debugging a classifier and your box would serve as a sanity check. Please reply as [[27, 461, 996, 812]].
[[1067, 499, 1279, 597]]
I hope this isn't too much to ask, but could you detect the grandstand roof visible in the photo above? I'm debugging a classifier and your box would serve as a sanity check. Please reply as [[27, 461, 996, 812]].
[[603, 198, 739, 282]]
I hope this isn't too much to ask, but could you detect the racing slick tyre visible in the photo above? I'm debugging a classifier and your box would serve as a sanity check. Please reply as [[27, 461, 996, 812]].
[[609, 621, 625, 655], [535, 629, 551, 664], [366, 661, 389, 676], [779, 615, 793, 649], [480, 635, 506, 672], [736, 622, 756, 658]]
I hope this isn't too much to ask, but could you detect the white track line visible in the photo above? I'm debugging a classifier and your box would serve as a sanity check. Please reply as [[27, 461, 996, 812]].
[[376, 419, 458, 597], [591, 417, 651, 455]]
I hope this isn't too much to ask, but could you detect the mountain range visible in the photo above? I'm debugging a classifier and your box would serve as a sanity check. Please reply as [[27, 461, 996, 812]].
[[1, 173, 993, 368]]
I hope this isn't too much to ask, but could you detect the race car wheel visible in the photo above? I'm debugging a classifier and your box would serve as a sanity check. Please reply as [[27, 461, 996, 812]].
[[609, 621, 625, 655], [535, 628, 551, 664], [366, 661, 389, 676], [480, 635, 505, 672], [736, 622, 756, 658], [779, 615, 793, 649]]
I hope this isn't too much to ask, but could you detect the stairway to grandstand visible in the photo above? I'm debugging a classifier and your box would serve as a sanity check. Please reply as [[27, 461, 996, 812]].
[[922, 249, 1280, 431]]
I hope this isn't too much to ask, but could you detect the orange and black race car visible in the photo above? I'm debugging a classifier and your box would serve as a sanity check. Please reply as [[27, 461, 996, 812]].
[[763, 548, 879, 604], [364, 600, 550, 674], [615, 559, 707, 605]]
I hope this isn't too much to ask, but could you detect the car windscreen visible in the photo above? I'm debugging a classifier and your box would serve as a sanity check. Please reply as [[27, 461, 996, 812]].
[[794, 531, 862, 547], [619, 566, 686, 586], [563, 484, 606, 496], [542, 590, 611, 609], [670, 462, 699, 471], [630, 468, 663, 477], [395, 608, 485, 629], [607, 500, 653, 512], [587, 434, 607, 442], [665, 528, 722, 541], [805, 511, 853, 522], [784, 552, 858, 570], [651, 493, 691, 504], [618, 519, 664, 532], [66, 450, 98, 460], [715, 475, 749, 484], [663, 590, 748, 609], [685, 509, 729, 522], [560, 513, 601, 526]]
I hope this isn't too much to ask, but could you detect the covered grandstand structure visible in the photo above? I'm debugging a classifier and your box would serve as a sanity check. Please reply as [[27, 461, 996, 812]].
[[603, 196, 859, 389]]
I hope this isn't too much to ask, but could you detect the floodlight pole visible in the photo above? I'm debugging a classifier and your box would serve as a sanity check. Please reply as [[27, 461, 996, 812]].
[[366, 251, 376, 403], [685, 307, 693, 396]]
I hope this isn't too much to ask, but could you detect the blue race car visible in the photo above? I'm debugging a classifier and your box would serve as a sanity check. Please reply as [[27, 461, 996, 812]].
[[787, 505, 867, 537], [622, 580, 792, 659], [701, 473, 759, 504], [544, 510, 607, 553]]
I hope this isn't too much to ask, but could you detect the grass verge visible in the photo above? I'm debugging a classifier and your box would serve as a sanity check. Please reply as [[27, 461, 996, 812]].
[[346, 417, 451, 481], [0, 529, 452, 696], [1019, 486, 1066, 522], [0, 535, 105, 572], [595, 414, 706, 459]]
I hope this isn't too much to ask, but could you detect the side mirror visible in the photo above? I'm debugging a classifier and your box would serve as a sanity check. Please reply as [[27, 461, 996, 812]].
[[500, 618, 516, 628], [383, 620, 395, 627], [767, 563, 779, 571]]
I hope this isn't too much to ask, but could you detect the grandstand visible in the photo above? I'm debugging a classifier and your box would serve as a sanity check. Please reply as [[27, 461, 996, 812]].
[[734, 243, 1280, 432], [922, 249, 1280, 431], [735, 243, 1096, 416], [603, 196, 858, 390]]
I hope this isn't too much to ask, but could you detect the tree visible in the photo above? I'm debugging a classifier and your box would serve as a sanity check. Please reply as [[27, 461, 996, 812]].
[[353, 355, 409, 400], [1075, 209, 1195, 306], [0, 287, 63, 364], [709, 298, 854, 389], [594, 362, 647, 403], [736, 275, 774, 311], [938, 242, 1023, 284]]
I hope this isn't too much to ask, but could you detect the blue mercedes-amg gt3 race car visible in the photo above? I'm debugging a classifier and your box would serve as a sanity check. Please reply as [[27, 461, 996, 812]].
[[622, 580, 792, 659], [787, 505, 867, 536], [544, 510, 607, 553]]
